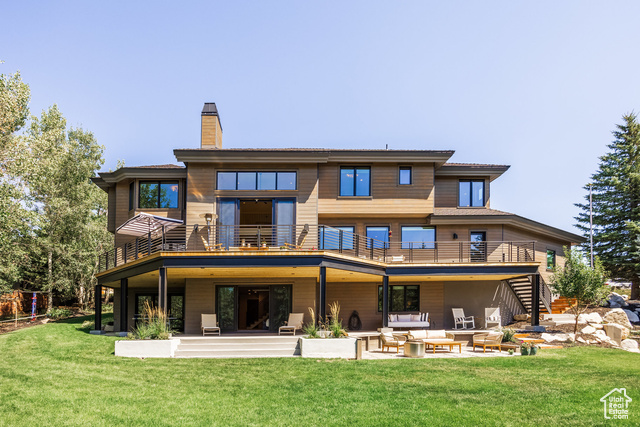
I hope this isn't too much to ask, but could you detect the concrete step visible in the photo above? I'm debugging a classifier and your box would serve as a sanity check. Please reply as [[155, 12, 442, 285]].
[[174, 348, 299, 358]]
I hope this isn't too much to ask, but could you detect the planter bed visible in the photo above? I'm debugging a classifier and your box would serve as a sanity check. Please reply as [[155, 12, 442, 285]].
[[299, 337, 358, 359], [115, 339, 179, 358]]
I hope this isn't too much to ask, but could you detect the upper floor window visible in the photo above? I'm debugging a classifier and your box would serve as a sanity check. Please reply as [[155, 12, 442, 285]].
[[366, 226, 389, 249], [547, 250, 556, 270], [401, 226, 435, 249], [139, 181, 179, 209], [399, 167, 412, 185], [459, 180, 485, 207], [217, 171, 297, 190], [340, 167, 370, 196]]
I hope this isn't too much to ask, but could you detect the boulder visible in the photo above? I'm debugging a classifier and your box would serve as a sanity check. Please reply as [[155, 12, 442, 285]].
[[576, 337, 587, 344], [608, 292, 628, 308], [620, 339, 640, 353], [513, 314, 529, 322], [592, 323, 604, 330], [623, 309, 640, 323], [541, 333, 575, 343], [603, 323, 630, 345], [603, 308, 633, 329], [581, 325, 596, 334], [579, 312, 603, 324]]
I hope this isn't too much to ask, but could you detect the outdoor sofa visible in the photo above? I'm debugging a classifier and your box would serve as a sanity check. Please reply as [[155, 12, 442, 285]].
[[387, 312, 429, 329]]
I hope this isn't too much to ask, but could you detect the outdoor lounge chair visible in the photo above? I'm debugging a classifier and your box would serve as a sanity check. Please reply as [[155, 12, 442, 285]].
[[201, 314, 221, 336], [452, 308, 475, 329], [200, 235, 224, 251], [380, 332, 406, 353], [485, 307, 502, 329], [279, 313, 304, 335], [472, 332, 503, 353], [284, 224, 310, 250]]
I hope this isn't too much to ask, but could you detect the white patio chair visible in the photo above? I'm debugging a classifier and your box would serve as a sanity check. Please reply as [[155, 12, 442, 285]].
[[201, 314, 221, 336], [279, 313, 305, 335], [485, 307, 502, 329], [452, 308, 475, 329]]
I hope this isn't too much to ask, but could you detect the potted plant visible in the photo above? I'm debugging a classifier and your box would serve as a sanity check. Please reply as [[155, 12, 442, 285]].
[[299, 302, 357, 358], [261, 240, 267, 248], [529, 342, 539, 356], [520, 342, 530, 356]]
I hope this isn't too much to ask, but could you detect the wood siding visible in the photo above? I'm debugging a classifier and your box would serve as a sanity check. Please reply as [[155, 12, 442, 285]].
[[318, 163, 434, 217], [185, 278, 215, 334]]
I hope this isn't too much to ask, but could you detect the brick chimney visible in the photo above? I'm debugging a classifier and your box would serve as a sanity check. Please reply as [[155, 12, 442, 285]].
[[201, 103, 222, 149]]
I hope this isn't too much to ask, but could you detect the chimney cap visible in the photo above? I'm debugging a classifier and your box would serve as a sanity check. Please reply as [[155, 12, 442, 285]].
[[201, 102, 222, 131]]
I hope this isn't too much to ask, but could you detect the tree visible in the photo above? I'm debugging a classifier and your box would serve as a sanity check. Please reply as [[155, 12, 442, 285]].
[[575, 113, 640, 300], [0, 66, 33, 294], [549, 247, 608, 334], [23, 106, 111, 311]]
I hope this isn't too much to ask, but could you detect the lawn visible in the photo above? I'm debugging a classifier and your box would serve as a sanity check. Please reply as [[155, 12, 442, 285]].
[[0, 316, 638, 426]]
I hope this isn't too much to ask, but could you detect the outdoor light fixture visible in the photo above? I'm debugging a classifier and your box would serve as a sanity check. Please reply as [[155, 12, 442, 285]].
[[453, 233, 458, 240], [204, 213, 213, 224]]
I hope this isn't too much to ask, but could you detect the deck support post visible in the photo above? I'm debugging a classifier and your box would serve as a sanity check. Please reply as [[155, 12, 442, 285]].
[[158, 267, 167, 314], [382, 276, 389, 327], [319, 266, 326, 320], [120, 278, 128, 332], [530, 273, 540, 326], [92, 284, 102, 334]]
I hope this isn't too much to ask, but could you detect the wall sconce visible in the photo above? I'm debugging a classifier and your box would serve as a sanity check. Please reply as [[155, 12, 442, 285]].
[[453, 233, 458, 240]]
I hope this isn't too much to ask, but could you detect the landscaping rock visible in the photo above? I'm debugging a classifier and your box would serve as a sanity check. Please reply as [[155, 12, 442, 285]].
[[541, 333, 575, 343], [579, 312, 603, 324], [513, 314, 529, 322], [623, 309, 640, 323], [592, 323, 604, 329], [576, 337, 587, 344], [603, 323, 630, 345], [608, 292, 628, 308], [603, 308, 633, 329], [620, 339, 640, 353], [581, 325, 596, 334]]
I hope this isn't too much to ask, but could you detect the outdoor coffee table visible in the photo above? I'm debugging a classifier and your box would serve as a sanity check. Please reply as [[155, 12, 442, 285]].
[[423, 339, 463, 354]]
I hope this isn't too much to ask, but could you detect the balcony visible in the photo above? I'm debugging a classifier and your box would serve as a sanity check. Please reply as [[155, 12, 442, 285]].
[[97, 224, 536, 273]]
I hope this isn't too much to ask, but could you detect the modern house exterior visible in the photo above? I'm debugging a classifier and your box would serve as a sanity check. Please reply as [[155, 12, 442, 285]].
[[92, 103, 583, 335]]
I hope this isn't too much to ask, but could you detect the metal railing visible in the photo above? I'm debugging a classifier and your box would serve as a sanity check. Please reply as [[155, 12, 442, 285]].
[[97, 224, 536, 272]]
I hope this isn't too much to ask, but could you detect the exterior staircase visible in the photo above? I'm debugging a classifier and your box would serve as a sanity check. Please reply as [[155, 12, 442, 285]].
[[549, 296, 576, 314], [506, 277, 552, 314], [173, 335, 301, 358]]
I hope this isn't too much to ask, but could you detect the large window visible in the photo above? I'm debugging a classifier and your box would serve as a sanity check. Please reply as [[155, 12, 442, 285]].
[[401, 226, 435, 249], [459, 180, 485, 207], [319, 226, 354, 250], [217, 171, 297, 190], [366, 226, 389, 249], [340, 167, 370, 196], [547, 250, 556, 270], [378, 285, 419, 312], [129, 182, 134, 211], [139, 181, 179, 209], [399, 167, 412, 185]]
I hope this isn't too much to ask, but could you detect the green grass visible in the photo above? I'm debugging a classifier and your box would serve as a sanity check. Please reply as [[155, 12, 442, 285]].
[[0, 316, 638, 426]]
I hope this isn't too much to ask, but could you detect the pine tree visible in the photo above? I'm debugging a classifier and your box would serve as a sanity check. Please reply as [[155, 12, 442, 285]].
[[575, 113, 640, 299]]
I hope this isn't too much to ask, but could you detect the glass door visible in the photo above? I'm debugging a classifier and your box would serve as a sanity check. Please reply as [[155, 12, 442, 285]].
[[470, 232, 487, 262], [269, 285, 292, 332], [216, 286, 237, 331], [274, 199, 295, 247], [218, 199, 237, 248]]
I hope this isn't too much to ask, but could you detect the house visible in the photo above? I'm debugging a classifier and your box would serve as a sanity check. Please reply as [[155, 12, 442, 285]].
[[92, 103, 583, 334]]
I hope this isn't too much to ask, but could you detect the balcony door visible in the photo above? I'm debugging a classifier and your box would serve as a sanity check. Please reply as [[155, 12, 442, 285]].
[[470, 232, 486, 262]]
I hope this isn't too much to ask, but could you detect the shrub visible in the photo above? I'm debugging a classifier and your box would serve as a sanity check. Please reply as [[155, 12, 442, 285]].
[[129, 301, 172, 340], [48, 308, 72, 319], [502, 328, 516, 343], [326, 301, 348, 338], [303, 307, 320, 338]]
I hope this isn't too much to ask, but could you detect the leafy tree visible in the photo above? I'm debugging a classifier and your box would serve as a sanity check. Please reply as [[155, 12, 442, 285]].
[[549, 247, 608, 334], [23, 106, 112, 310], [575, 113, 640, 300], [0, 67, 33, 294]]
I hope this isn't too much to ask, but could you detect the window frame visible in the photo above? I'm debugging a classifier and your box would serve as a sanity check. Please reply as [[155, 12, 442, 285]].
[[138, 180, 180, 209], [547, 249, 556, 270], [378, 285, 420, 312], [129, 181, 135, 211], [216, 171, 298, 191], [319, 226, 355, 250], [399, 166, 412, 185], [458, 179, 485, 207], [400, 226, 435, 249], [366, 226, 389, 249], [339, 166, 371, 197]]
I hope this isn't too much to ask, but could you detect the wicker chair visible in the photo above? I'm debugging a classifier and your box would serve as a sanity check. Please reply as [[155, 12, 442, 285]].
[[380, 332, 406, 353], [472, 332, 503, 353]]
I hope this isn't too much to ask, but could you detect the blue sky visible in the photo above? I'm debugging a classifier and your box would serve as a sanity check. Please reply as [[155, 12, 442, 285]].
[[2, 1, 640, 234]]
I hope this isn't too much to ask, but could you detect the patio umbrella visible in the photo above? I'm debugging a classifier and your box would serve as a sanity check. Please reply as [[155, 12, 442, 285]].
[[116, 212, 183, 237]]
